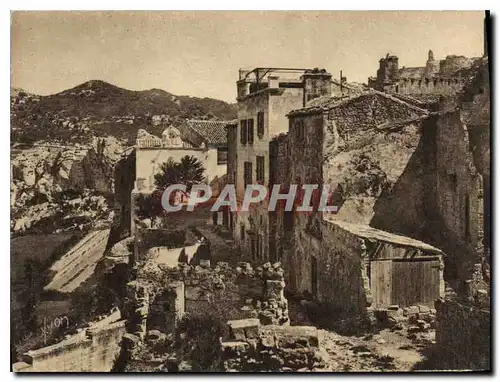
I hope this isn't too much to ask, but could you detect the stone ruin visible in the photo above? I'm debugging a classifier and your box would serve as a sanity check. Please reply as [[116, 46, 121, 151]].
[[220, 319, 330, 372], [135, 260, 290, 327], [116, 260, 294, 371]]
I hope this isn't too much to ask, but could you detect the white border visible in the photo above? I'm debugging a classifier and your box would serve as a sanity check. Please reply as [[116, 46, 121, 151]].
[[3, 4, 498, 381]]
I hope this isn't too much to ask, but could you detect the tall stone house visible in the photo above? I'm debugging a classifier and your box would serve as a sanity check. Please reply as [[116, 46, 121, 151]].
[[229, 67, 337, 261]]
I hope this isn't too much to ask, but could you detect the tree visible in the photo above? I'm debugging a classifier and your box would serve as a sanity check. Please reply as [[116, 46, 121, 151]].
[[154, 156, 205, 192]]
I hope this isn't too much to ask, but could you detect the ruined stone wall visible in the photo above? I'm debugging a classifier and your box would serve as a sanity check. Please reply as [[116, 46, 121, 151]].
[[396, 77, 463, 95], [13, 320, 127, 372], [112, 150, 136, 239], [138, 261, 290, 328], [327, 93, 426, 149], [435, 298, 490, 370], [133, 228, 187, 263], [317, 220, 369, 315], [221, 320, 329, 372], [439, 55, 476, 75], [433, 109, 483, 279]]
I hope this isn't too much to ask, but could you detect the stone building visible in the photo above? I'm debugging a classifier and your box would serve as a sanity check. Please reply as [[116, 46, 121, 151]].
[[368, 50, 480, 98], [422, 56, 490, 281], [272, 57, 490, 302], [130, 120, 233, 233], [229, 67, 362, 261], [272, 90, 447, 304]]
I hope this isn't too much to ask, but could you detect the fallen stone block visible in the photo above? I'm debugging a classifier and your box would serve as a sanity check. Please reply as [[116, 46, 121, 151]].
[[408, 305, 419, 315], [418, 305, 430, 313], [227, 318, 260, 341], [221, 341, 250, 357]]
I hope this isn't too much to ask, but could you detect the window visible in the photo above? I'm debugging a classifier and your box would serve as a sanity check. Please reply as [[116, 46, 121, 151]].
[[295, 119, 305, 140], [256, 156, 265, 184], [244, 161, 253, 189], [240, 120, 248, 144], [217, 148, 228, 164], [247, 118, 254, 144], [240, 225, 245, 241], [257, 112, 265, 137]]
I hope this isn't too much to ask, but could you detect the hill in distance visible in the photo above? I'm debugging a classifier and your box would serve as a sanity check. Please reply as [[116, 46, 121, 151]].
[[11, 80, 237, 146]]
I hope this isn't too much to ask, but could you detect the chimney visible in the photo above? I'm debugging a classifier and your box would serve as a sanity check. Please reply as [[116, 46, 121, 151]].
[[301, 68, 332, 107], [268, 75, 279, 89]]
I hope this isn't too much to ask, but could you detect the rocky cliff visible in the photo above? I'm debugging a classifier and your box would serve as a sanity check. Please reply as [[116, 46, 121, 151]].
[[11, 136, 122, 234]]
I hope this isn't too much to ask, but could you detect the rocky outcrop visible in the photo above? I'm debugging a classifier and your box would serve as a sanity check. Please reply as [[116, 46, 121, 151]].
[[10, 137, 122, 234]]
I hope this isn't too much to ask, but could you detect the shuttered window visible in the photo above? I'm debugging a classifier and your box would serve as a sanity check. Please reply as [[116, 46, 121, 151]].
[[247, 118, 254, 144], [240, 120, 247, 144], [244, 161, 253, 189], [257, 112, 264, 137], [256, 155, 265, 184]]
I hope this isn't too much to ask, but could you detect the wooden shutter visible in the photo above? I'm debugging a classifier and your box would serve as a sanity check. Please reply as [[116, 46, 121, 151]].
[[240, 120, 247, 144], [257, 112, 264, 137], [247, 118, 254, 144]]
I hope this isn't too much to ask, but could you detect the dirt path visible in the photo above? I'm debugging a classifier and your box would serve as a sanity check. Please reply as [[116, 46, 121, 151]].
[[289, 299, 435, 372]]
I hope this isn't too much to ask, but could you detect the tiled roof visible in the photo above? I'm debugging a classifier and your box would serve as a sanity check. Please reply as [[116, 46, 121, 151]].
[[185, 119, 236, 145], [289, 89, 429, 116], [325, 218, 444, 255]]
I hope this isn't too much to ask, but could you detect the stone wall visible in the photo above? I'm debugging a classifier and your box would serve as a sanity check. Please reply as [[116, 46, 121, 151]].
[[137, 261, 290, 328], [317, 220, 369, 315], [112, 149, 136, 239], [431, 109, 484, 279], [133, 228, 187, 263], [13, 320, 127, 372], [435, 298, 490, 370], [221, 320, 329, 372]]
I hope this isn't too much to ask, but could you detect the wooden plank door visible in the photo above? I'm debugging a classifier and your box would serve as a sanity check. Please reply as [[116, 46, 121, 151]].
[[370, 260, 393, 308], [391, 258, 441, 307]]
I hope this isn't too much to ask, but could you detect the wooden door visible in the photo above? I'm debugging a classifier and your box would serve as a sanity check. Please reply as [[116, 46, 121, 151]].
[[370, 260, 393, 308], [391, 258, 441, 308]]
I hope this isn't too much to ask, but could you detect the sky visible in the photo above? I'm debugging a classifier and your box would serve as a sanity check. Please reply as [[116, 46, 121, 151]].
[[11, 11, 485, 102]]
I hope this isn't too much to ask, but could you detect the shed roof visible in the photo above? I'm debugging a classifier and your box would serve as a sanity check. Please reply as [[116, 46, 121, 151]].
[[325, 218, 444, 255]]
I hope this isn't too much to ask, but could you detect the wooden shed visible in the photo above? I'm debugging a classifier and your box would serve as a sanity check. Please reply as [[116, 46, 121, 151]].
[[332, 220, 446, 309]]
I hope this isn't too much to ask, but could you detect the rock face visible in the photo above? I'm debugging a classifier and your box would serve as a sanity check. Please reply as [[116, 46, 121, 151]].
[[10, 136, 122, 234]]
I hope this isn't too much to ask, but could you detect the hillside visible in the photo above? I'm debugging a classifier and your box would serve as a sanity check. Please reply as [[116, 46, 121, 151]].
[[11, 80, 237, 146]]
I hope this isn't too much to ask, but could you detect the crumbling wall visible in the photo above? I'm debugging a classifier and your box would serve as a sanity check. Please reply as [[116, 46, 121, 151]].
[[221, 319, 329, 372], [317, 220, 369, 316], [12, 320, 127, 372], [137, 261, 290, 328], [433, 109, 484, 279], [435, 298, 490, 370]]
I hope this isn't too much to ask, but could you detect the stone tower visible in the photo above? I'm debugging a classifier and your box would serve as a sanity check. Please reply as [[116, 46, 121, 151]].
[[376, 54, 399, 86], [424, 49, 440, 77]]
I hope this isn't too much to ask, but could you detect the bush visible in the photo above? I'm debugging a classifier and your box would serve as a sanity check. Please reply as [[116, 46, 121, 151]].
[[175, 306, 230, 372]]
